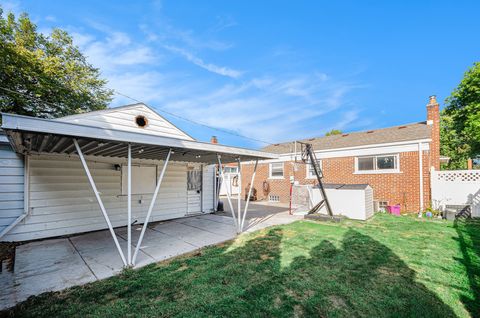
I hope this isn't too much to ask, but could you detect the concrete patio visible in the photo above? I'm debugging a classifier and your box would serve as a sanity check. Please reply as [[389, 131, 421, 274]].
[[0, 200, 300, 310]]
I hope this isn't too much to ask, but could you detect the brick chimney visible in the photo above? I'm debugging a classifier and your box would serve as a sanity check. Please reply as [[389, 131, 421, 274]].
[[210, 136, 218, 144], [427, 95, 440, 170]]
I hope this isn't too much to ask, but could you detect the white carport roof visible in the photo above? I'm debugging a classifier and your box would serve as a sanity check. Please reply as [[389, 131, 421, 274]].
[[0, 113, 277, 163]]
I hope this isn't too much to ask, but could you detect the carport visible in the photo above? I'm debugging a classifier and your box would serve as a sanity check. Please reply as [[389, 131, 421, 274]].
[[1, 113, 277, 267]]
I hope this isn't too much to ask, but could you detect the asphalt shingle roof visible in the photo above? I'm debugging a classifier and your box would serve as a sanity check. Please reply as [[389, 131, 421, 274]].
[[262, 122, 432, 154]]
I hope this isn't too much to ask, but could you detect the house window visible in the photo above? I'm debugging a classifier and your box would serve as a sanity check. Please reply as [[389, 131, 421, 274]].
[[376, 201, 389, 212], [306, 159, 322, 178], [224, 166, 238, 173], [355, 154, 399, 173], [121, 165, 157, 195], [269, 162, 284, 178], [269, 195, 280, 202]]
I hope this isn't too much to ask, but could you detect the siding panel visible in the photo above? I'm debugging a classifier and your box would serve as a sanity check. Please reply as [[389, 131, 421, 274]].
[[202, 165, 215, 212], [0, 144, 24, 235], [57, 104, 194, 140], [4, 156, 192, 241]]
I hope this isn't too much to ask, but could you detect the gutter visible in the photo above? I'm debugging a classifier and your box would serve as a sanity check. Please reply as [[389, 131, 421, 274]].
[[0, 214, 27, 240]]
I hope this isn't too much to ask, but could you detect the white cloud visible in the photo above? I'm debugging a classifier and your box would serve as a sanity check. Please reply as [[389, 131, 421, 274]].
[[63, 15, 363, 145], [154, 74, 360, 143], [71, 28, 158, 73], [164, 45, 242, 78], [45, 15, 56, 22], [1, 0, 21, 16]]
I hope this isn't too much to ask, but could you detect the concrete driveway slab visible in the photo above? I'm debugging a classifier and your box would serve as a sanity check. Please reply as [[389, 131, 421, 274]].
[[0, 238, 95, 310], [1, 203, 302, 311]]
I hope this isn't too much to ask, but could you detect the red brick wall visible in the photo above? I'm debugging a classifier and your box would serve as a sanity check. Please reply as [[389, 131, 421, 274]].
[[241, 97, 441, 213], [241, 150, 432, 212]]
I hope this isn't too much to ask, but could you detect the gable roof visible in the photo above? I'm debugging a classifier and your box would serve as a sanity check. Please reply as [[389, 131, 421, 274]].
[[262, 122, 432, 154], [56, 103, 195, 141]]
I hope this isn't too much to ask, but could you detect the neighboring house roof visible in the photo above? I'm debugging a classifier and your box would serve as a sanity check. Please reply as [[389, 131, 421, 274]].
[[262, 122, 432, 154]]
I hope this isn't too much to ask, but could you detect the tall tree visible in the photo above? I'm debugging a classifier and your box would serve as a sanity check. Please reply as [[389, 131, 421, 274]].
[[441, 62, 480, 169], [325, 129, 342, 136], [0, 8, 112, 120]]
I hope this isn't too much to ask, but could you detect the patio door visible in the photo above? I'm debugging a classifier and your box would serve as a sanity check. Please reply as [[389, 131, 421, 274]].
[[187, 167, 202, 214]]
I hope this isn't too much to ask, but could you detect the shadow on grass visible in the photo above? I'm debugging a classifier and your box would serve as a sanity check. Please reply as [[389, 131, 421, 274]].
[[3, 228, 456, 318], [454, 218, 480, 318]]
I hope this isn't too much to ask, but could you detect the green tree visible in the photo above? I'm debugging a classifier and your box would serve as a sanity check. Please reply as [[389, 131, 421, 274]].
[[0, 8, 112, 120], [325, 129, 342, 136], [441, 62, 480, 169]]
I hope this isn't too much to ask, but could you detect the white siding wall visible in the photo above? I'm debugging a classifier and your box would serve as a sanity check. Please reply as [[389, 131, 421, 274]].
[[0, 144, 24, 234], [3, 154, 205, 242], [202, 165, 215, 212], [57, 104, 194, 141]]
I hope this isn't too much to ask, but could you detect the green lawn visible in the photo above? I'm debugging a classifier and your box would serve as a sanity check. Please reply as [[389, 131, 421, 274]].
[[3, 214, 479, 318]]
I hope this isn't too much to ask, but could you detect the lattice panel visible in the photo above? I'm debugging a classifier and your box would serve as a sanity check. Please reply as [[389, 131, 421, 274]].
[[436, 171, 480, 182]]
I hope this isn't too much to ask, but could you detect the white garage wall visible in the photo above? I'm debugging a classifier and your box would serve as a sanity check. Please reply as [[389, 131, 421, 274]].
[[0, 144, 24, 234], [3, 154, 211, 242]]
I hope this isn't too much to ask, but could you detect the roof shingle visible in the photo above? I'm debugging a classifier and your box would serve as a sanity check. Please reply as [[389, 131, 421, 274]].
[[262, 122, 431, 154]]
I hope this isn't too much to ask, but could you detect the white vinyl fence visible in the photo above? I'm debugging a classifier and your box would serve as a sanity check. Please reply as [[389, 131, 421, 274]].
[[219, 173, 240, 196], [431, 169, 480, 217]]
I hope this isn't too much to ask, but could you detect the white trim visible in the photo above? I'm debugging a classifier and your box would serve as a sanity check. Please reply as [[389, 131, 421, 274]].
[[354, 154, 400, 174], [241, 139, 431, 165], [281, 138, 432, 156], [127, 144, 132, 265], [269, 162, 285, 179], [24, 154, 30, 214], [353, 171, 403, 175], [1, 113, 277, 162], [418, 142, 424, 211]]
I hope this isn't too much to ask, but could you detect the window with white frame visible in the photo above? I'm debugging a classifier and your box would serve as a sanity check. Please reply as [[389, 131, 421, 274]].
[[269, 162, 284, 178], [224, 166, 238, 173], [355, 154, 399, 173], [306, 159, 322, 178]]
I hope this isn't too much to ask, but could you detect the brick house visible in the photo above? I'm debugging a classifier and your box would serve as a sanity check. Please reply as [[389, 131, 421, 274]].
[[240, 96, 441, 212]]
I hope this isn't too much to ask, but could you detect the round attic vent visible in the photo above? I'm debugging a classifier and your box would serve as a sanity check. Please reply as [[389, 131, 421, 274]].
[[135, 115, 148, 128]]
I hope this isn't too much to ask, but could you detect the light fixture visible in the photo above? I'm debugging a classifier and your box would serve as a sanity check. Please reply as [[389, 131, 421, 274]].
[[138, 149, 144, 154], [195, 155, 201, 158]]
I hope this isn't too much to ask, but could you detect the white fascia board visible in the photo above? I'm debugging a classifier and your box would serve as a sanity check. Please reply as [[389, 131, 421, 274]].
[[1, 113, 277, 160], [241, 139, 431, 164]]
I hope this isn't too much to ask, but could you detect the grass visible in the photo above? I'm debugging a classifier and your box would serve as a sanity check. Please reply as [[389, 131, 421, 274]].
[[2, 214, 479, 318]]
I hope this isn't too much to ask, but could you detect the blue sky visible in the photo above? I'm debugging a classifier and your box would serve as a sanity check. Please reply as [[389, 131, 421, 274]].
[[3, 1, 480, 148]]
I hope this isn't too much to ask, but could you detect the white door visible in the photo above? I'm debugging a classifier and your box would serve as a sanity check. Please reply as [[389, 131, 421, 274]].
[[187, 168, 202, 214]]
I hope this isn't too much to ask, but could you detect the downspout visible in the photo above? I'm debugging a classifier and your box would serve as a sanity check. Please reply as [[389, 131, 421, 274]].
[[418, 142, 424, 212], [0, 154, 30, 240]]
